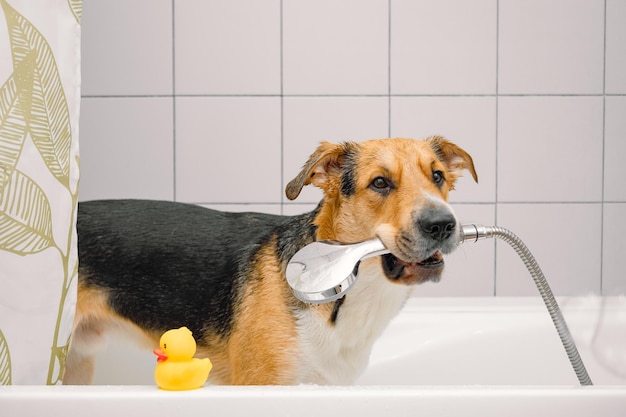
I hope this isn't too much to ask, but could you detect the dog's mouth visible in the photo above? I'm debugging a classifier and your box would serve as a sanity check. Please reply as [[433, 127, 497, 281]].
[[381, 251, 444, 284]]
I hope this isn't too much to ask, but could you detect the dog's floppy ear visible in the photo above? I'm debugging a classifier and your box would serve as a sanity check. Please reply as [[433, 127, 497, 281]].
[[428, 136, 478, 185], [285, 141, 354, 200]]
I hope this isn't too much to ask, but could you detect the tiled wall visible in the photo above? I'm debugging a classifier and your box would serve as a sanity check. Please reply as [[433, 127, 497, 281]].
[[79, 0, 625, 297]]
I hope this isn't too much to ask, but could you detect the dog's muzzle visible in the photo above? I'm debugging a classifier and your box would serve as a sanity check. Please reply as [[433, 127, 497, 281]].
[[418, 211, 457, 243], [381, 209, 458, 285]]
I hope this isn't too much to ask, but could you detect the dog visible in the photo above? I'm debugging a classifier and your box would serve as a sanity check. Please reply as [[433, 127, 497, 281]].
[[64, 136, 477, 385]]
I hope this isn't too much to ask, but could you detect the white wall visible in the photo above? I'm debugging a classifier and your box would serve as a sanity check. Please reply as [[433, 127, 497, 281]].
[[79, 0, 626, 297]]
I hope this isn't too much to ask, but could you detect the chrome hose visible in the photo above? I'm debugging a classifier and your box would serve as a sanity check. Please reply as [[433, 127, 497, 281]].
[[460, 224, 593, 386]]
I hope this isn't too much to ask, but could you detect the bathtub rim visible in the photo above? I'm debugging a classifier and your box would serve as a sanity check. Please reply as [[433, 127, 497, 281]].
[[1, 385, 626, 417]]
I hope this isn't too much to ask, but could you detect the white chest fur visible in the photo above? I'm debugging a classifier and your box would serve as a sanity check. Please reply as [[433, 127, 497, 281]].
[[295, 258, 413, 384]]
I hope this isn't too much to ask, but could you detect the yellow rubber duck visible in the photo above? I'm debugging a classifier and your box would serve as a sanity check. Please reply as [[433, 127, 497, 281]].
[[153, 326, 212, 390]]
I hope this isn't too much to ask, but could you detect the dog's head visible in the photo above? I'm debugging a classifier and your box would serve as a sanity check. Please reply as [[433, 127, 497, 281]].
[[286, 137, 477, 285]]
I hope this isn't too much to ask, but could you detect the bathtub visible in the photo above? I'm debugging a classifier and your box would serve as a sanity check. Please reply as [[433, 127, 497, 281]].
[[2, 296, 625, 416]]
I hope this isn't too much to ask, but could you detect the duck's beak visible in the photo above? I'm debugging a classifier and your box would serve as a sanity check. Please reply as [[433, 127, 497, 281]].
[[153, 348, 168, 363]]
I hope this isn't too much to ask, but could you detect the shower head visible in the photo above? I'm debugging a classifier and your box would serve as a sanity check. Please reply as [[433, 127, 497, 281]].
[[285, 238, 389, 304], [286, 224, 492, 304]]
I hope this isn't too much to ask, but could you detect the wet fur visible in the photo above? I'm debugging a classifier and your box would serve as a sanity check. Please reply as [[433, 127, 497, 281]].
[[65, 137, 477, 385]]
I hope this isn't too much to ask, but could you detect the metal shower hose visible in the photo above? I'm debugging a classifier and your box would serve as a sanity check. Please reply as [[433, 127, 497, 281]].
[[461, 224, 593, 386]]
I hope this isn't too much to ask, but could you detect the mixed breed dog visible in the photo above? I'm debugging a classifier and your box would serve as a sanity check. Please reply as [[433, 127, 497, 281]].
[[64, 136, 477, 385]]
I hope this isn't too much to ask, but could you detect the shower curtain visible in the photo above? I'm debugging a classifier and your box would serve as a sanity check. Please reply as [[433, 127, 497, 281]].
[[0, 0, 81, 384]]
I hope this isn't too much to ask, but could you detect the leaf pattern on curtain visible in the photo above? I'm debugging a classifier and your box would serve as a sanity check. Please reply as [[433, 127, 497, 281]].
[[0, 50, 35, 193], [0, 75, 26, 175], [0, 0, 81, 384], [2, 0, 73, 190], [0, 329, 11, 385], [68, 0, 82, 24], [0, 169, 54, 255]]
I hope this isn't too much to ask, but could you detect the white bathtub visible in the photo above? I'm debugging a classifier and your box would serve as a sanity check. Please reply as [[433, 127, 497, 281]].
[[2, 296, 626, 416]]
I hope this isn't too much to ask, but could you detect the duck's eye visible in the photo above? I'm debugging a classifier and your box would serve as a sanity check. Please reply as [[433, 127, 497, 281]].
[[163, 343, 167, 349], [432, 170, 445, 187], [370, 176, 393, 194]]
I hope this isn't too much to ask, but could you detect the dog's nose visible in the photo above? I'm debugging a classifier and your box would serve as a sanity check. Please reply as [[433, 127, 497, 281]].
[[418, 213, 456, 242]]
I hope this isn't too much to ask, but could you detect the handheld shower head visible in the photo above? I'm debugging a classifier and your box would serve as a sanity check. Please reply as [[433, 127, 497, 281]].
[[285, 239, 389, 304], [286, 224, 494, 304]]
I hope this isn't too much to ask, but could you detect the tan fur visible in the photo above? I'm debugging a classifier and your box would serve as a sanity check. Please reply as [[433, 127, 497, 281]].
[[226, 239, 300, 385], [195, 336, 231, 384]]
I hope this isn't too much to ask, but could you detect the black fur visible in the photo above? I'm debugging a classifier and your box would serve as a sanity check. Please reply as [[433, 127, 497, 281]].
[[340, 145, 358, 197], [428, 136, 447, 165], [77, 199, 318, 339]]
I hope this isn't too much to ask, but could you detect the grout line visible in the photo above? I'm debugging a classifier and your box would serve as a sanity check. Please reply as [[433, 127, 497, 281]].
[[462, 200, 611, 204], [387, 0, 392, 138], [493, 0, 500, 297], [600, 0, 608, 295], [188, 202, 284, 207], [82, 94, 183, 99], [185, 201, 616, 207], [80, 92, 626, 100], [280, 0, 285, 215], [392, 93, 608, 97], [171, 0, 177, 202]]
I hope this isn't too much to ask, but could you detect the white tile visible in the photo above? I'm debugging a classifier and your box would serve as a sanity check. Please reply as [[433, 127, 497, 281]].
[[604, 97, 626, 201], [390, 97, 496, 203], [81, 0, 172, 96], [498, 0, 604, 94], [175, 97, 281, 203], [391, 0, 497, 94], [282, 97, 389, 204], [414, 204, 496, 297], [498, 97, 603, 202], [282, 0, 388, 94], [606, 0, 626, 94], [282, 203, 319, 216], [603, 203, 626, 296], [175, 0, 281, 95], [78, 98, 174, 201], [496, 203, 602, 296], [201, 204, 282, 215]]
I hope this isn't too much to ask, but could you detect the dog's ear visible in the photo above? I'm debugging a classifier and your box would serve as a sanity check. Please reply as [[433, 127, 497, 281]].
[[285, 141, 353, 200], [428, 136, 478, 185]]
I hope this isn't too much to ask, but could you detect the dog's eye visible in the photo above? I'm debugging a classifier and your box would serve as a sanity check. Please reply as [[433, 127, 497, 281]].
[[370, 177, 392, 193], [372, 177, 388, 188], [432, 170, 445, 186]]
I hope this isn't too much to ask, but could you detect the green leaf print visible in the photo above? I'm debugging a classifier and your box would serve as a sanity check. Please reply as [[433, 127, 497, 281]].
[[0, 51, 35, 191], [0, 0, 80, 385], [1, 0, 73, 190], [68, 0, 82, 25], [0, 328, 11, 385], [0, 74, 26, 172], [0, 168, 54, 255]]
